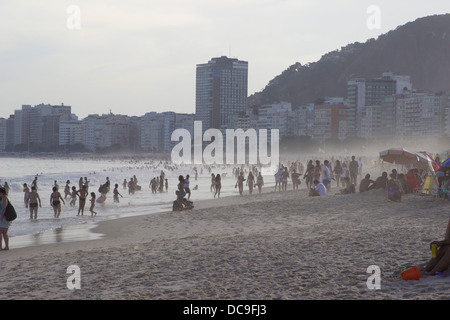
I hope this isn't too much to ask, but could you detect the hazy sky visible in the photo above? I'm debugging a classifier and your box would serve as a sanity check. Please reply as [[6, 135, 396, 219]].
[[1, 0, 449, 119]]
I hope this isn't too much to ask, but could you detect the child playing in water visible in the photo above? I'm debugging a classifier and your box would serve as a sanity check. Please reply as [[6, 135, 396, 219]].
[[113, 184, 123, 203], [70, 186, 77, 206], [89, 192, 97, 217]]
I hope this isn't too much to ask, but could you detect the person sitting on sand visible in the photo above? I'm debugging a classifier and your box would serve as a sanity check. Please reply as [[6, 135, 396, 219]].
[[339, 177, 355, 195], [398, 173, 408, 194], [387, 177, 402, 202], [359, 174, 376, 193], [371, 172, 388, 190], [425, 219, 450, 275], [309, 179, 327, 197]]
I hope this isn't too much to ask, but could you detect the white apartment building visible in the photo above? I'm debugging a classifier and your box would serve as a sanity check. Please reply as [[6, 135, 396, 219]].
[[395, 92, 441, 141], [59, 120, 83, 146]]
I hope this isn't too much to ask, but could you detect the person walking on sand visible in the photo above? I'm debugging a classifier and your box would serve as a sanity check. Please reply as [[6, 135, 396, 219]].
[[256, 172, 264, 194], [281, 167, 289, 191], [291, 169, 300, 190], [76, 185, 89, 216], [89, 192, 97, 217], [321, 160, 332, 191], [349, 156, 359, 187], [113, 184, 123, 203], [0, 187, 11, 251], [236, 172, 246, 196], [313, 160, 321, 183], [333, 160, 343, 188], [304, 160, 314, 190], [425, 219, 450, 275], [274, 167, 282, 191], [246, 171, 255, 195], [214, 174, 221, 198], [27, 186, 41, 219], [50, 186, 65, 218]]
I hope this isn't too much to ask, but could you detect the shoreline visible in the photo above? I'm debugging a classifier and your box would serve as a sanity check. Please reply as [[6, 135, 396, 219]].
[[5, 184, 292, 251]]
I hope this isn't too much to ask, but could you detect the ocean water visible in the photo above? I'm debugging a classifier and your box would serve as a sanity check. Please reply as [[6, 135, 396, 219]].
[[0, 156, 276, 248]]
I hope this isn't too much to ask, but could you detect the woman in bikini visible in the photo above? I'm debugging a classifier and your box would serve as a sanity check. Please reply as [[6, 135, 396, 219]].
[[76, 185, 89, 216], [50, 186, 65, 218]]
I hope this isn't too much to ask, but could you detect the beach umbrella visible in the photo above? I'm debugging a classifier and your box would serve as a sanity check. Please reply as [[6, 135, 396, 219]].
[[379, 148, 419, 165]]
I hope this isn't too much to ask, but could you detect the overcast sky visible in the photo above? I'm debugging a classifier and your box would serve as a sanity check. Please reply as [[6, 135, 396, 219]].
[[1, 0, 449, 119]]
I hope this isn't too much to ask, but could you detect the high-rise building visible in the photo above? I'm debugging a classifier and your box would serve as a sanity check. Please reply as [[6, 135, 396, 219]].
[[195, 56, 248, 131], [347, 73, 410, 138]]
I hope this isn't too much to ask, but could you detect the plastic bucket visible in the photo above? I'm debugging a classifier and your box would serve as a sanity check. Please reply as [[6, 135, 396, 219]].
[[401, 265, 420, 280]]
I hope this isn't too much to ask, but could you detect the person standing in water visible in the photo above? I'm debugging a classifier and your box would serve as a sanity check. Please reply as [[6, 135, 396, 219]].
[[64, 180, 71, 200], [50, 186, 65, 218], [27, 186, 41, 220], [70, 186, 77, 207], [89, 192, 97, 217], [23, 183, 30, 207], [113, 184, 123, 203], [76, 185, 89, 216]]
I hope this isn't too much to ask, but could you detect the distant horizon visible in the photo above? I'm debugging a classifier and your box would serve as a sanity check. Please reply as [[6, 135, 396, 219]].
[[1, 1, 449, 119]]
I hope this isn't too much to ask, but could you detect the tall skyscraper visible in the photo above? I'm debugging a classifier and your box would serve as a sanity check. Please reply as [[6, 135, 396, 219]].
[[195, 56, 248, 131]]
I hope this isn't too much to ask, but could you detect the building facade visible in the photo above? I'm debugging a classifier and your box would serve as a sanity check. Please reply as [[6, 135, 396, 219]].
[[195, 56, 248, 132]]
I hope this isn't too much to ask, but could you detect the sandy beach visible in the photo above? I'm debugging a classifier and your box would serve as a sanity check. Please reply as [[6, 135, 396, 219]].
[[0, 185, 449, 300]]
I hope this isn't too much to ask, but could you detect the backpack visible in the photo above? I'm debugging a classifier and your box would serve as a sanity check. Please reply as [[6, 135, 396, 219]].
[[4, 199, 17, 222]]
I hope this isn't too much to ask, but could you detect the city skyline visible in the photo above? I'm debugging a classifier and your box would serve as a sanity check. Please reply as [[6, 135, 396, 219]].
[[1, 1, 449, 119]]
